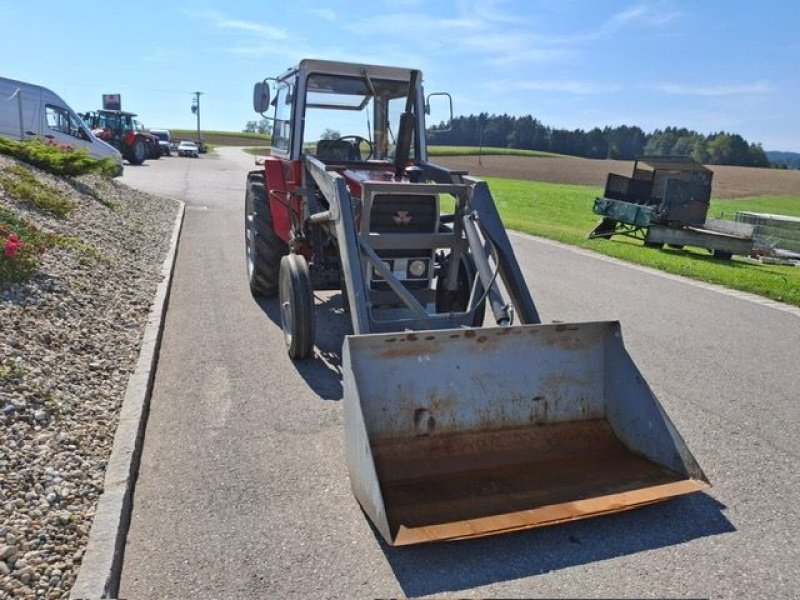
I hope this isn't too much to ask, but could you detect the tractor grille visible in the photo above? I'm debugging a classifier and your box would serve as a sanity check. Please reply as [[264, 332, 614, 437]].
[[369, 194, 438, 234]]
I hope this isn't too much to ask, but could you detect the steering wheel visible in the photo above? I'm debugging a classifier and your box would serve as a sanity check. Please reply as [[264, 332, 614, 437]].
[[337, 135, 374, 160]]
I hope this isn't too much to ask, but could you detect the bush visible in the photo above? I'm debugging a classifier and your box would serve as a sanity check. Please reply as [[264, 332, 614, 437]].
[[0, 164, 77, 217], [0, 137, 118, 177], [0, 206, 51, 284]]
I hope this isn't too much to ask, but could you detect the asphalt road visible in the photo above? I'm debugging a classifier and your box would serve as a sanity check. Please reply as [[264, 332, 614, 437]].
[[117, 148, 799, 599]]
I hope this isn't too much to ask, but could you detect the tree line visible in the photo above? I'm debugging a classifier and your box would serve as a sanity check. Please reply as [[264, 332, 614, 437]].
[[427, 114, 771, 167]]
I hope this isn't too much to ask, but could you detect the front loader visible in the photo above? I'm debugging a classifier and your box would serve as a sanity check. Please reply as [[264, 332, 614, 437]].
[[245, 59, 709, 545]]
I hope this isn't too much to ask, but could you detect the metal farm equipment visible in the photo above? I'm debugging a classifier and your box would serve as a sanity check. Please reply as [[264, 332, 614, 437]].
[[245, 60, 709, 545], [588, 157, 754, 259]]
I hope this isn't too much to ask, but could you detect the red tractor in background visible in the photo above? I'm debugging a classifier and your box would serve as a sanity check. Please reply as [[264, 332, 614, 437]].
[[80, 110, 158, 165]]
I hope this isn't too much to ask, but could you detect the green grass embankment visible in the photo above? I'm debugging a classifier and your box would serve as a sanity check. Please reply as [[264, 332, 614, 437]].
[[486, 177, 800, 307], [170, 130, 270, 146]]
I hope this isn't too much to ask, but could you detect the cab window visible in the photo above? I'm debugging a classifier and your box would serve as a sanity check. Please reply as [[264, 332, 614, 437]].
[[45, 105, 86, 139], [271, 83, 293, 154]]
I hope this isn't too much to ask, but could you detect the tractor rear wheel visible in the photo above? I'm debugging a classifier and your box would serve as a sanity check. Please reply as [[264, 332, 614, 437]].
[[245, 174, 287, 296], [436, 253, 486, 326], [129, 139, 147, 165], [279, 254, 315, 359]]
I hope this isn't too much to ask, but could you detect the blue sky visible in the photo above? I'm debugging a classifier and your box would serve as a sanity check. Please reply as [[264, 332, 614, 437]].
[[1, 1, 798, 151]]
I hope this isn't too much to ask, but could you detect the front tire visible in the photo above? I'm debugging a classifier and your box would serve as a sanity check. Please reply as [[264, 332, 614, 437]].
[[129, 139, 147, 165], [279, 254, 315, 359], [245, 174, 287, 296]]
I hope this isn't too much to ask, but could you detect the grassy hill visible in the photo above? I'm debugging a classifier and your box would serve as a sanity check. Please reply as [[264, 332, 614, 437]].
[[169, 129, 270, 146], [766, 150, 800, 169]]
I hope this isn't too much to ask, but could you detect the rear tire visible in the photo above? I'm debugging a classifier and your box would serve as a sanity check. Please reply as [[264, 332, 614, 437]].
[[279, 254, 315, 359], [436, 253, 486, 326], [245, 174, 287, 296]]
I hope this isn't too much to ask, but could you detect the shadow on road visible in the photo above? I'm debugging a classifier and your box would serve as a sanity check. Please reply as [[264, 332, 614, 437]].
[[379, 493, 734, 597], [256, 291, 349, 401]]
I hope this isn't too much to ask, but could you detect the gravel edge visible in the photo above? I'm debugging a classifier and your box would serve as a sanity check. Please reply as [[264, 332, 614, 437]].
[[68, 202, 185, 600]]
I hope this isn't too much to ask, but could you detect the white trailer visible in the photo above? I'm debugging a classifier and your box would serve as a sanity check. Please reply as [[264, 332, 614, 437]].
[[0, 76, 123, 174]]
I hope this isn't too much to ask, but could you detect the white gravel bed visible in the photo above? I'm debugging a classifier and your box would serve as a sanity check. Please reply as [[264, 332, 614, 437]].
[[0, 155, 180, 599]]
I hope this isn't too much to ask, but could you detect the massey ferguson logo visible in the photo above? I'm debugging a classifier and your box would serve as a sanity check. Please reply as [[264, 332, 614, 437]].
[[393, 211, 413, 226]]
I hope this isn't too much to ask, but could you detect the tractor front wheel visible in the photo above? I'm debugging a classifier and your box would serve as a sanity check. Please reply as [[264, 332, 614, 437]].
[[279, 254, 315, 359], [129, 139, 147, 165]]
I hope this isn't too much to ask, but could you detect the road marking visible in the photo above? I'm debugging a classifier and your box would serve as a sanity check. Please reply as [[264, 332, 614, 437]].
[[509, 231, 800, 319]]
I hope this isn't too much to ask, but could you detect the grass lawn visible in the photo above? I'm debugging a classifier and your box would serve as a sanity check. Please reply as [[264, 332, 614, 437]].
[[483, 177, 800, 307], [243, 147, 270, 156]]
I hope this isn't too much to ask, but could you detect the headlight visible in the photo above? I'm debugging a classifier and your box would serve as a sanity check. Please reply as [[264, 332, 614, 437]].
[[408, 259, 427, 278]]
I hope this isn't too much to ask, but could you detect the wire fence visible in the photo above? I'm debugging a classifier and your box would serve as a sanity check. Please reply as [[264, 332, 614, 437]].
[[736, 211, 800, 255]]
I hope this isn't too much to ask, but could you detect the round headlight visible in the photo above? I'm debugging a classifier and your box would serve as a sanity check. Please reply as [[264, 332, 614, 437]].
[[408, 259, 426, 278]]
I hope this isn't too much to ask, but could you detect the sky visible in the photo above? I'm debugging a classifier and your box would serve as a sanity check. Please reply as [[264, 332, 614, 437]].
[[1, 0, 798, 151]]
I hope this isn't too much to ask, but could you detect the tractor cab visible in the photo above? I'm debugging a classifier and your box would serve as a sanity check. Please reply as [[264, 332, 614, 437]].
[[256, 59, 451, 168]]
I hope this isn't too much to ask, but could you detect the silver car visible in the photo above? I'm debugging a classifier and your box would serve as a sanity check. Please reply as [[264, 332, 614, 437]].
[[177, 141, 199, 157]]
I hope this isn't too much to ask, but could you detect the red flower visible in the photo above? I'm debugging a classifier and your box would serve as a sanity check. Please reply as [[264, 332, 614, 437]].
[[4, 234, 24, 258]]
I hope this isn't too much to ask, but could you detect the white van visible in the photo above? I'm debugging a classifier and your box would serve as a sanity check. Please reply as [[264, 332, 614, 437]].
[[0, 76, 124, 175]]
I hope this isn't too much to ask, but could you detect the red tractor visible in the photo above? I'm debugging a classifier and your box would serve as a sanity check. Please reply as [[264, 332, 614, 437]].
[[243, 59, 709, 547], [80, 110, 155, 165]]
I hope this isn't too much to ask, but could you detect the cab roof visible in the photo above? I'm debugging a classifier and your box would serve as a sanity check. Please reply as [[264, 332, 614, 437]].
[[277, 59, 419, 83]]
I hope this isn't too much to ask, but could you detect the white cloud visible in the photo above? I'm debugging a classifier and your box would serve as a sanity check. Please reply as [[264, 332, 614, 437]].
[[495, 79, 618, 95], [193, 9, 289, 40], [599, 4, 683, 35], [653, 82, 773, 96]]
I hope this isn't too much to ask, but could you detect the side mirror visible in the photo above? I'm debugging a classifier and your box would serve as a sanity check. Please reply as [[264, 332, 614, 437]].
[[253, 81, 271, 114], [425, 92, 454, 132]]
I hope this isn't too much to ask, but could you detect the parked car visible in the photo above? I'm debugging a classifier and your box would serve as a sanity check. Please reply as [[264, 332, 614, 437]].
[[150, 128, 172, 155], [0, 76, 124, 175], [177, 141, 199, 157]]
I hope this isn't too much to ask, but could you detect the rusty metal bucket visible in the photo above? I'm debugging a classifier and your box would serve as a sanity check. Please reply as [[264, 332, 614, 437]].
[[342, 321, 709, 546]]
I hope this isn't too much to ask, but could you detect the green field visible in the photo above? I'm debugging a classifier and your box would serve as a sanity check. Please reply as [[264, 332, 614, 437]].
[[485, 177, 800, 306], [171, 130, 269, 146]]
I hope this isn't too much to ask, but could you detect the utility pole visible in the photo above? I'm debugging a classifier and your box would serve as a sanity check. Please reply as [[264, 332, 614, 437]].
[[191, 91, 203, 146]]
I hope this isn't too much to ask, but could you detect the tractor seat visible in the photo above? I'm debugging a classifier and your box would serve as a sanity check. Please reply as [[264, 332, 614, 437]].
[[315, 139, 358, 161]]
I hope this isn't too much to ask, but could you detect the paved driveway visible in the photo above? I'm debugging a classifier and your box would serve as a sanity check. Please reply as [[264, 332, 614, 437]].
[[118, 148, 798, 599]]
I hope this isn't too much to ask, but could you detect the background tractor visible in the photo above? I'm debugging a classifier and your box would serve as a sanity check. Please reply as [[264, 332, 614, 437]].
[[80, 109, 154, 165]]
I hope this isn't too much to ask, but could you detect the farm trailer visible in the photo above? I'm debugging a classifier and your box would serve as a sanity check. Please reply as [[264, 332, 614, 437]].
[[244, 59, 709, 545], [589, 157, 754, 260]]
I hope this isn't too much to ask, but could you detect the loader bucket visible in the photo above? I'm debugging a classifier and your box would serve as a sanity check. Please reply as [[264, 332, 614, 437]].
[[342, 321, 709, 546]]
